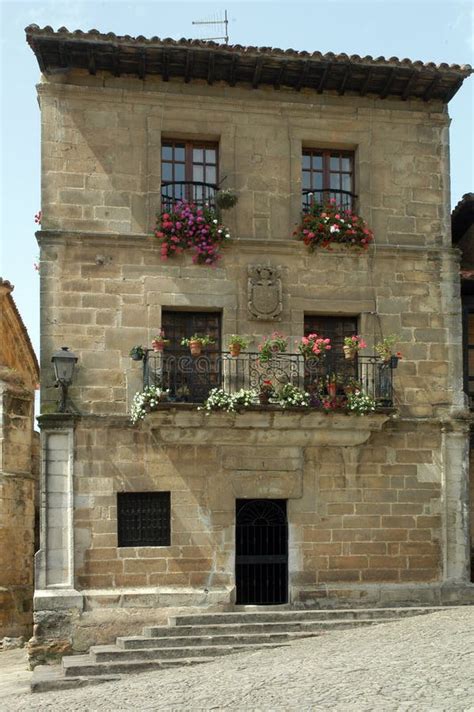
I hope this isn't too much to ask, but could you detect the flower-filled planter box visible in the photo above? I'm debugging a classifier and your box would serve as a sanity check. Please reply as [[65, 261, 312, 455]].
[[294, 199, 373, 252]]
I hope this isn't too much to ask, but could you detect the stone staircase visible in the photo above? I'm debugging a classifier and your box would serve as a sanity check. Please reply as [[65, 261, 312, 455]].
[[31, 606, 445, 692]]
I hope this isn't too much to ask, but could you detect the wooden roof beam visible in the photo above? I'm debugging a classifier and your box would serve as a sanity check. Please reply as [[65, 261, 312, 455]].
[[359, 68, 372, 96], [317, 63, 332, 93], [88, 48, 96, 75], [444, 76, 464, 103], [58, 41, 69, 69], [112, 47, 121, 77], [274, 61, 287, 90], [423, 73, 441, 101], [162, 49, 169, 81], [380, 68, 397, 99], [138, 51, 146, 80], [184, 50, 193, 83], [207, 51, 215, 85], [402, 70, 417, 100], [252, 57, 264, 89], [338, 65, 351, 95], [229, 54, 238, 86], [295, 59, 311, 91]]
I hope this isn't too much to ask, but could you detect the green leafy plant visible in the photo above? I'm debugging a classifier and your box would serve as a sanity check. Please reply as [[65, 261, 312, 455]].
[[375, 334, 402, 362], [201, 388, 257, 413], [274, 383, 310, 408], [228, 334, 250, 348], [181, 334, 215, 347], [346, 391, 376, 415], [215, 189, 239, 210], [258, 332, 288, 363], [129, 345, 146, 360]]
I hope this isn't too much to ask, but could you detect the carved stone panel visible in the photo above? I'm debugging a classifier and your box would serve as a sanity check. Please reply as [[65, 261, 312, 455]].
[[247, 265, 282, 321]]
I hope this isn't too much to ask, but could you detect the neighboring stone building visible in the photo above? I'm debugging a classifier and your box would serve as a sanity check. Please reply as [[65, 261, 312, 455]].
[[0, 278, 39, 641], [452, 193, 474, 580], [25, 25, 473, 663]]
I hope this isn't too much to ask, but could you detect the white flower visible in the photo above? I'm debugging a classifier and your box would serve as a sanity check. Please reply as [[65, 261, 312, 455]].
[[225, 233, 230, 238], [213, 219, 218, 224], [330, 225, 340, 234], [218, 229, 223, 234]]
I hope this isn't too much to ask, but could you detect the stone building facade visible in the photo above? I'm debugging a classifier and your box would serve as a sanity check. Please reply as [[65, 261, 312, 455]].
[[0, 279, 39, 641], [26, 26, 473, 662]]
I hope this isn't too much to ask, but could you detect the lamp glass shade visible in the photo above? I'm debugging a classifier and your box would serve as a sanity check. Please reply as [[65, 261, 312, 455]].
[[52, 347, 78, 384]]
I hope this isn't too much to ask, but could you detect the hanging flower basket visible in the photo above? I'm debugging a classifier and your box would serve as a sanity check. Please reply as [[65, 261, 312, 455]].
[[155, 201, 231, 266], [294, 198, 373, 252]]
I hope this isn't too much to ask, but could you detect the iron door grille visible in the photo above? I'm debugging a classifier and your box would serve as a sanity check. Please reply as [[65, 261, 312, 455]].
[[117, 492, 170, 547], [236, 499, 288, 605]]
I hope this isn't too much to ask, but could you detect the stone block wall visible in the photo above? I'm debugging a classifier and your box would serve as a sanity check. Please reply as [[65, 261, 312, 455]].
[[72, 414, 443, 593], [0, 381, 37, 639]]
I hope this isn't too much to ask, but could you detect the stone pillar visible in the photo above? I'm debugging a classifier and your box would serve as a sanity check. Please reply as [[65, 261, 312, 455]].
[[442, 422, 471, 582], [29, 414, 83, 666]]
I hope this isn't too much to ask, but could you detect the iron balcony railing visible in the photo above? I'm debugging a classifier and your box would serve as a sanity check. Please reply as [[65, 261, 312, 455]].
[[161, 181, 218, 212], [302, 188, 357, 213], [143, 351, 395, 407]]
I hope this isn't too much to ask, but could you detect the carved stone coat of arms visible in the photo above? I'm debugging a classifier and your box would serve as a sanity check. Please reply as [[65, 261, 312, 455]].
[[247, 265, 283, 321]]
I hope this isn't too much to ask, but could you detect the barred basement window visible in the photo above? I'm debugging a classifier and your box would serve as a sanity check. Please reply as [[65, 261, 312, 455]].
[[117, 492, 171, 547]]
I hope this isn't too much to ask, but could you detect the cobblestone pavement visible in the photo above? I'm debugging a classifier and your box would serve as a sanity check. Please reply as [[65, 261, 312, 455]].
[[3, 608, 474, 711]]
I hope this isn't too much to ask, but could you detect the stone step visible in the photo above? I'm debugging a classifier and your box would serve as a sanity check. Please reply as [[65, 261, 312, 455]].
[[89, 641, 288, 664], [142, 617, 393, 640], [31, 665, 121, 693], [62, 654, 215, 678], [170, 606, 446, 627], [32, 606, 447, 692], [116, 630, 317, 650]]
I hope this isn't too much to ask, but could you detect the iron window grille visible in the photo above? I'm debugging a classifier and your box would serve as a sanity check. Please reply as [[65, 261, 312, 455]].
[[117, 492, 171, 547]]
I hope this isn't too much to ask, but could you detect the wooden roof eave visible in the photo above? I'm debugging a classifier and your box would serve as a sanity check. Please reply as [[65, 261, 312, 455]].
[[26, 31, 472, 103]]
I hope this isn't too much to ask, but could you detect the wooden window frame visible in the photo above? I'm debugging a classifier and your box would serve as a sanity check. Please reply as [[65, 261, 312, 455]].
[[302, 149, 355, 210], [161, 140, 219, 209], [161, 139, 219, 185]]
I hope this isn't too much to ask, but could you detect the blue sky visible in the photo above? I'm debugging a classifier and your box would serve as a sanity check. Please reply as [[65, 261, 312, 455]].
[[1, 0, 473, 357]]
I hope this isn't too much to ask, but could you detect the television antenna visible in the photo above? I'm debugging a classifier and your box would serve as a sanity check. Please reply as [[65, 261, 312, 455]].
[[192, 10, 229, 44]]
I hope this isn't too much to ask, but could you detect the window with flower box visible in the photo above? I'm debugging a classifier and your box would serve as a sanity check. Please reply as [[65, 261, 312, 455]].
[[302, 149, 355, 211], [161, 140, 218, 210]]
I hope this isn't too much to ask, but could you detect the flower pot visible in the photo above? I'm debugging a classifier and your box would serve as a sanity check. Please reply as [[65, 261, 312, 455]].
[[189, 340, 202, 356], [328, 383, 337, 399], [229, 344, 241, 357], [151, 341, 165, 352], [259, 392, 271, 405], [343, 346, 356, 360], [131, 353, 143, 361], [390, 355, 399, 369]]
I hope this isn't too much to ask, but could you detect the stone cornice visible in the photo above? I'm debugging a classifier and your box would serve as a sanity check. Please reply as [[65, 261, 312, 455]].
[[36, 230, 456, 257]]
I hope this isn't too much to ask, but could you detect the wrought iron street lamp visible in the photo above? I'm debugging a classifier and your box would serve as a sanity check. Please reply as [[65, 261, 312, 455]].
[[51, 346, 78, 413]]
